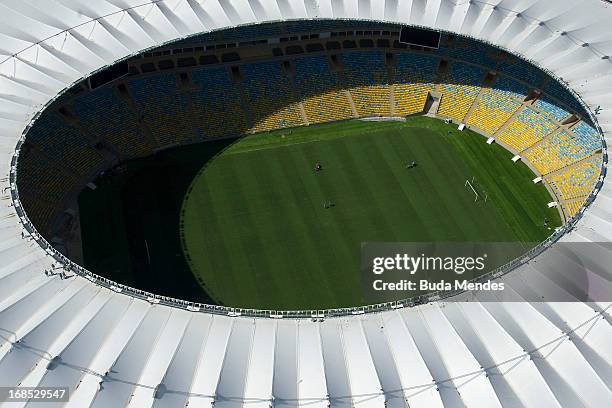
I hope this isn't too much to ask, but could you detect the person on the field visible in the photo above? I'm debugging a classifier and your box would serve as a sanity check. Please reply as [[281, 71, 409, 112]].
[[315, 162, 322, 172]]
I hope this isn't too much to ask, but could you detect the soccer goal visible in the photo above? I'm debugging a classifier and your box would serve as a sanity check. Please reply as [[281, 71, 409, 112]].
[[465, 177, 488, 203]]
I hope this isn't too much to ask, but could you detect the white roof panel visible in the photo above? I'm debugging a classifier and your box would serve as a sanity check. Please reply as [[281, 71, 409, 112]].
[[340, 318, 384, 408], [319, 320, 352, 408], [273, 320, 299, 408], [485, 302, 611, 407], [34, 294, 134, 397], [128, 310, 191, 408], [152, 313, 213, 408], [215, 318, 256, 408], [296, 321, 327, 408], [443, 303, 561, 407], [188, 315, 234, 408], [90, 306, 173, 408], [417, 305, 501, 407], [360, 316, 407, 408], [66, 299, 150, 408], [379, 310, 443, 407], [243, 319, 276, 408]]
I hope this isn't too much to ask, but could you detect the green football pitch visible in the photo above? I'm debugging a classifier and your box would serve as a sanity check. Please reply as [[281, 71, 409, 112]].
[[78, 116, 561, 310], [179, 116, 561, 309]]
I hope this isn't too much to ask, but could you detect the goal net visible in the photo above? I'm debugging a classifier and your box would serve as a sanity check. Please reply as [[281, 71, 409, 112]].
[[465, 177, 488, 203]]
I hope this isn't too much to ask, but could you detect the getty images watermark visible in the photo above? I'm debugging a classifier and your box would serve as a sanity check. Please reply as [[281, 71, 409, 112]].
[[361, 242, 530, 303], [371, 251, 496, 292], [362, 241, 612, 302]]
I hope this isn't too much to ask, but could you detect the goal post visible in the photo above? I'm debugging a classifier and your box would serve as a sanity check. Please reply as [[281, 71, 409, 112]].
[[465, 179, 479, 202], [465, 178, 489, 203]]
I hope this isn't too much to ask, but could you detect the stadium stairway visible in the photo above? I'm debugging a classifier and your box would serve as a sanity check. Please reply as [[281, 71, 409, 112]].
[[542, 151, 600, 180], [541, 153, 601, 220], [563, 197, 588, 218], [548, 196, 592, 221], [114, 83, 160, 152], [425, 93, 442, 115], [176, 75, 205, 143], [297, 102, 310, 126], [515, 123, 561, 156], [65, 119, 118, 167], [430, 63, 448, 96], [388, 83, 396, 115], [180, 93, 206, 141], [461, 86, 487, 124], [434, 58, 450, 83], [492, 101, 533, 141], [344, 89, 359, 118], [73, 128, 120, 166]]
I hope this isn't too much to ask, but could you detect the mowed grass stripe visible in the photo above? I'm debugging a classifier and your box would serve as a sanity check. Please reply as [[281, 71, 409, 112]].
[[370, 131, 465, 240], [329, 138, 399, 239], [191, 154, 271, 306], [207, 160, 267, 302], [225, 153, 299, 307], [185, 159, 263, 306], [293, 142, 369, 251], [382, 133, 451, 239], [272, 150, 343, 307], [287, 145, 363, 306], [302, 141, 372, 301], [387, 131, 471, 238], [182, 177, 229, 292], [248, 148, 336, 308]]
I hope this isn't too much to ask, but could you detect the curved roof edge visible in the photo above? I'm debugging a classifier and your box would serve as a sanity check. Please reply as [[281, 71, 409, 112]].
[[1, 1, 611, 317]]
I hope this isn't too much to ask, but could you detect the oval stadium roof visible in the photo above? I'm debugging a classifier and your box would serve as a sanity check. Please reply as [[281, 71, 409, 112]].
[[0, 0, 611, 406]]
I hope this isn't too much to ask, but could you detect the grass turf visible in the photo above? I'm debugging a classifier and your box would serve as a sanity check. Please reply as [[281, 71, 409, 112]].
[[180, 116, 561, 309]]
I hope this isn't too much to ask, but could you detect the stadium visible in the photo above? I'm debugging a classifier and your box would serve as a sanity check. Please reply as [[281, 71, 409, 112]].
[[0, 0, 611, 406]]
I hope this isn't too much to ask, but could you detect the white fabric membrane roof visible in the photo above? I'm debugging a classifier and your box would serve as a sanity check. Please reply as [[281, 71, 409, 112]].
[[0, 0, 611, 406]]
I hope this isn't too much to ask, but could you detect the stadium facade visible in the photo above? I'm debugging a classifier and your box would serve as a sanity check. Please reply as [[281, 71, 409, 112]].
[[0, 0, 611, 406]]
